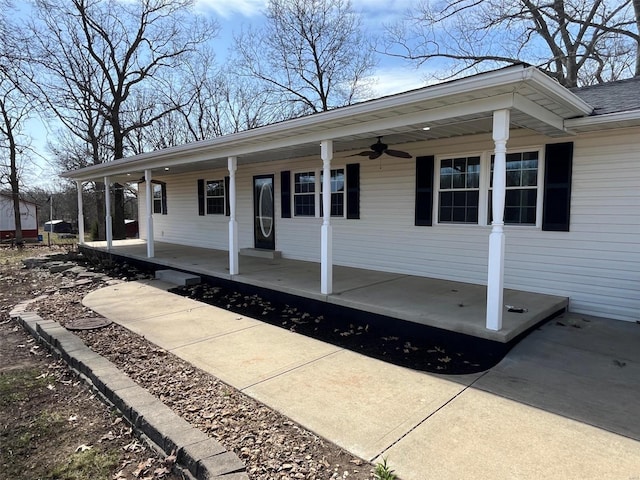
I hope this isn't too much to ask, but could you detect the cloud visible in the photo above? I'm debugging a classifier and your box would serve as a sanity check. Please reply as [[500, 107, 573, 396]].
[[369, 66, 430, 97], [195, 0, 267, 18]]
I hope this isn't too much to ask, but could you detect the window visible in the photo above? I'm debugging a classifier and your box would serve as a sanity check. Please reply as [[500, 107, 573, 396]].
[[294, 172, 316, 216], [438, 156, 480, 223], [320, 168, 345, 217], [206, 179, 225, 215], [152, 183, 163, 214], [490, 151, 539, 225]]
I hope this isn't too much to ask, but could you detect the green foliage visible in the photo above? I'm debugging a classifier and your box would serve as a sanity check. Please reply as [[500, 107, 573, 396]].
[[374, 457, 398, 480], [48, 448, 120, 480], [90, 221, 100, 241]]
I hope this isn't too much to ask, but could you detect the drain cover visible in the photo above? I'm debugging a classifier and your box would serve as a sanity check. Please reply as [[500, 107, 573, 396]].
[[65, 317, 112, 331]]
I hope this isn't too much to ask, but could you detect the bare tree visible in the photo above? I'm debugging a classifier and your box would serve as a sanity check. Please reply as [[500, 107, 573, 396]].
[[134, 51, 284, 151], [233, 0, 377, 115], [0, 78, 32, 245], [0, 1, 33, 246], [30, 0, 218, 238], [384, 0, 640, 87]]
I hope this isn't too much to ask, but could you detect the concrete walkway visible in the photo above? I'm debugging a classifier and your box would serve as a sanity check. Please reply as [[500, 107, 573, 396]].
[[83, 280, 640, 480]]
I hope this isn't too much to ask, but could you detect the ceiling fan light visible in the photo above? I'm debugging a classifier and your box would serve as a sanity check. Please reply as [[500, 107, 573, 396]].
[[422, 126, 431, 131]]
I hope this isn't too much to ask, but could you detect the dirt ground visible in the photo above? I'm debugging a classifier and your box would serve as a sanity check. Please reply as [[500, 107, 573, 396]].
[[0, 246, 376, 479], [0, 247, 182, 480]]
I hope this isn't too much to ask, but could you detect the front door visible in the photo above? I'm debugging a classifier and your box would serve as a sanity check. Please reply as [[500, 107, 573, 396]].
[[253, 175, 275, 250]]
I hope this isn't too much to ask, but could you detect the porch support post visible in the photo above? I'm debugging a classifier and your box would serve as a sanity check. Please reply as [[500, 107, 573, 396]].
[[104, 176, 112, 251], [320, 140, 333, 295], [228, 156, 239, 275], [145, 169, 154, 258], [76, 180, 85, 245], [486, 109, 510, 331]]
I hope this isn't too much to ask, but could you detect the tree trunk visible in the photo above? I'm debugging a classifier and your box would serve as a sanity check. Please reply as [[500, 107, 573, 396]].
[[112, 125, 126, 240], [112, 183, 126, 239], [10, 173, 23, 246], [634, 0, 640, 77], [93, 181, 106, 241], [3, 105, 23, 246]]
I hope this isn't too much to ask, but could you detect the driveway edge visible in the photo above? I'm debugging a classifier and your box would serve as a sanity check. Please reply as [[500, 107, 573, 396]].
[[9, 300, 247, 480]]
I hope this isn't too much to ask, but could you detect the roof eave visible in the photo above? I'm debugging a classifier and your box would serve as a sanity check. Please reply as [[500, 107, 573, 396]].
[[61, 65, 594, 181], [565, 110, 640, 130]]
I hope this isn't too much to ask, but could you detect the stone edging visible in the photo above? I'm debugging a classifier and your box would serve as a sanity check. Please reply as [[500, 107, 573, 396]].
[[9, 300, 248, 480]]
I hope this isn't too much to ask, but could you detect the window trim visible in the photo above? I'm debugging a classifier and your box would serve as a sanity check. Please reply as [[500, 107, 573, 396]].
[[433, 147, 545, 228], [151, 181, 166, 215], [291, 167, 346, 218], [488, 149, 544, 226], [434, 152, 485, 226], [205, 178, 226, 215], [292, 170, 317, 217], [320, 168, 346, 218]]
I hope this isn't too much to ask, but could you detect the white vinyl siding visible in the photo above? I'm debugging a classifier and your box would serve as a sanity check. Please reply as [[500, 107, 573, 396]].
[[138, 128, 640, 322]]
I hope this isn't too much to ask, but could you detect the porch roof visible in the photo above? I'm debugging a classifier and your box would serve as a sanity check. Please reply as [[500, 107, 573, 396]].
[[62, 65, 594, 183]]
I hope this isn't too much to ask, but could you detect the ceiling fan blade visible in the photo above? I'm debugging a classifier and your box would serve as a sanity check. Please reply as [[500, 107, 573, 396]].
[[385, 149, 413, 158], [369, 151, 382, 160], [349, 151, 375, 157]]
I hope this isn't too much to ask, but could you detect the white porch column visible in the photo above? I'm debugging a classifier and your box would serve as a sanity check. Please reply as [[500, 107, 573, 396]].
[[486, 109, 510, 331], [228, 157, 239, 275], [320, 140, 333, 295], [145, 169, 155, 258], [76, 180, 85, 245], [104, 176, 112, 251]]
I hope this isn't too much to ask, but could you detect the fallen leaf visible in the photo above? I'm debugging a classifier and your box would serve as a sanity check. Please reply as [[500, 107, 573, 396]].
[[75, 444, 92, 453]]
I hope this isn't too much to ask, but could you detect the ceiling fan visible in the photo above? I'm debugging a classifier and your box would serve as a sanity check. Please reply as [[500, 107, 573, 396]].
[[350, 136, 412, 160]]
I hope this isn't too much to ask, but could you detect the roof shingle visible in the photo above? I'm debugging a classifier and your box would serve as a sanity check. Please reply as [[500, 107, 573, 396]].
[[572, 77, 640, 115]]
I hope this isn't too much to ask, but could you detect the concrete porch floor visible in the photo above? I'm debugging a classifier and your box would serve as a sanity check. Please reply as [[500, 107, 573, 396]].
[[82, 239, 568, 343]]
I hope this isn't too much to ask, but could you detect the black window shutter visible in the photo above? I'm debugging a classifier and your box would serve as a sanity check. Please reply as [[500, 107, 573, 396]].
[[346, 163, 360, 219], [224, 176, 230, 216], [543, 142, 573, 231], [197, 179, 205, 216], [281, 170, 291, 218], [415, 155, 434, 226], [161, 183, 167, 215]]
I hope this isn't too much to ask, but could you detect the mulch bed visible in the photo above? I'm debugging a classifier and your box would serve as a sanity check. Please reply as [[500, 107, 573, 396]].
[[170, 282, 512, 375]]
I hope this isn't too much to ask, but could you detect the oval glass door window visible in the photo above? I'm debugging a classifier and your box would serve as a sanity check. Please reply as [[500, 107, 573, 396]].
[[253, 175, 275, 250], [258, 182, 273, 238]]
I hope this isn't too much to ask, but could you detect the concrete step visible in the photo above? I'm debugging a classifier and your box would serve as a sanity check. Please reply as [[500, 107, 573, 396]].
[[155, 269, 201, 286], [239, 248, 282, 260]]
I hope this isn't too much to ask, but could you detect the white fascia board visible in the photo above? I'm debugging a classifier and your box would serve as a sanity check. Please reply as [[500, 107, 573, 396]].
[[512, 93, 567, 133], [564, 110, 640, 130], [522, 68, 593, 115]]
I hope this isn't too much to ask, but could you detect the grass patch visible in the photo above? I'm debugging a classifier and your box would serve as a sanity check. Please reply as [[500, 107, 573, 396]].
[[47, 448, 120, 480], [0, 367, 47, 406], [0, 410, 66, 470], [13, 411, 65, 449]]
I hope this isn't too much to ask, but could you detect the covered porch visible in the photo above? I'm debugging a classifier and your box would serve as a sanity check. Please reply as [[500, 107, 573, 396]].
[[81, 239, 567, 343]]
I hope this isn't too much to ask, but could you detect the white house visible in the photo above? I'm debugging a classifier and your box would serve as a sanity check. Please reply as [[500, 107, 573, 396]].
[[62, 65, 640, 333], [0, 193, 39, 241]]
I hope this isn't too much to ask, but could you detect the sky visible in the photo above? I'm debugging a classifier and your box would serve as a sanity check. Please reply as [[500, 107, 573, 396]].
[[194, 0, 427, 96], [26, 0, 427, 188]]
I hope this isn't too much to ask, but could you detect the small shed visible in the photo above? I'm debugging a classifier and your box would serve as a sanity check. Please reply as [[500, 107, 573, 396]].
[[125, 219, 139, 238], [44, 219, 73, 233], [0, 194, 38, 240]]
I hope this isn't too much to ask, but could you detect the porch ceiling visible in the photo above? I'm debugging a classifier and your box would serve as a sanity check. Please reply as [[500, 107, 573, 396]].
[[63, 65, 593, 183]]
